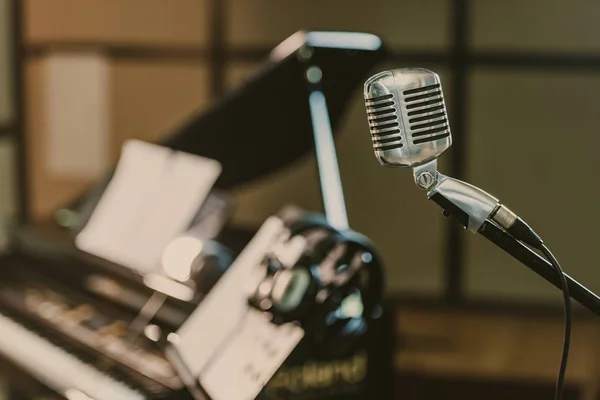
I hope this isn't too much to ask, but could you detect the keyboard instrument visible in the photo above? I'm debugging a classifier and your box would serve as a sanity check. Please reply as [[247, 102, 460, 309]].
[[0, 255, 189, 399], [0, 313, 148, 400]]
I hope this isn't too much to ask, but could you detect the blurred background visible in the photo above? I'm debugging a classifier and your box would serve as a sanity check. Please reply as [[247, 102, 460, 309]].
[[1, 0, 600, 399]]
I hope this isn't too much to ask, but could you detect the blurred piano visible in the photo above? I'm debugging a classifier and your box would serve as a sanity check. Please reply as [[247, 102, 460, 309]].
[[0, 31, 388, 400]]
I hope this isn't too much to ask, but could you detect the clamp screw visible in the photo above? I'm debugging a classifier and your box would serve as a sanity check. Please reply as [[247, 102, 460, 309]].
[[416, 172, 436, 189]]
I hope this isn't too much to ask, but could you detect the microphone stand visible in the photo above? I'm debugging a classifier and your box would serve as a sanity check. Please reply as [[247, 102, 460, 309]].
[[477, 219, 600, 316], [412, 159, 600, 316], [301, 50, 350, 232]]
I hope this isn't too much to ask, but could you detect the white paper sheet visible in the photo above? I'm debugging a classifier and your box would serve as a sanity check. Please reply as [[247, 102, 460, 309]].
[[200, 309, 304, 400], [75, 140, 222, 275], [169, 216, 306, 400], [172, 216, 285, 375]]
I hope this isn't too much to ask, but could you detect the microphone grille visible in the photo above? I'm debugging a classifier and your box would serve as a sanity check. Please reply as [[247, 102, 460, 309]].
[[365, 93, 403, 152], [403, 83, 450, 145], [364, 68, 452, 167]]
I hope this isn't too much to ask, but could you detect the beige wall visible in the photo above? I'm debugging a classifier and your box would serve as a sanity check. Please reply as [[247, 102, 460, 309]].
[[24, 0, 210, 47], [18, 0, 600, 303], [227, 0, 450, 50], [471, 0, 600, 53]]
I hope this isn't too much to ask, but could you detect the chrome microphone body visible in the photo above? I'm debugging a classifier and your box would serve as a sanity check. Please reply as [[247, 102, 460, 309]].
[[363, 68, 541, 248], [364, 68, 451, 167]]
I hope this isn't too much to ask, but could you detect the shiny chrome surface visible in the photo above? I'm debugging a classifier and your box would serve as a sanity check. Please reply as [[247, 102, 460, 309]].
[[492, 204, 518, 230], [308, 89, 349, 231], [413, 159, 439, 189], [411, 159, 499, 232], [363, 68, 451, 168], [270, 31, 383, 61], [429, 173, 499, 233]]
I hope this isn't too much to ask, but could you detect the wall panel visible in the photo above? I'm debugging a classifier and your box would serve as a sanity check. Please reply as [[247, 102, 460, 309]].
[[466, 69, 600, 303], [227, 0, 450, 50], [24, 0, 210, 47], [472, 0, 600, 53]]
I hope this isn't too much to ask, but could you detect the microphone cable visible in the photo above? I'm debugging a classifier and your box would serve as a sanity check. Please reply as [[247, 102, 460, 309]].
[[499, 217, 571, 400], [499, 219, 571, 400], [538, 244, 571, 400]]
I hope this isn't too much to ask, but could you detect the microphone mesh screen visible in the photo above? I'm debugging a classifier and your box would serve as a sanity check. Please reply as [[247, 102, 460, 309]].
[[403, 83, 450, 145], [365, 94, 403, 151]]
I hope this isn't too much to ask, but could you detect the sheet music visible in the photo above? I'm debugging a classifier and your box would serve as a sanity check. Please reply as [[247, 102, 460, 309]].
[[171, 216, 285, 376], [75, 140, 222, 275], [168, 216, 305, 400], [200, 309, 304, 400]]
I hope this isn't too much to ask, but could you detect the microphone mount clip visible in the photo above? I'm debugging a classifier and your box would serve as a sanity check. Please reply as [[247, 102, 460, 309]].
[[413, 159, 500, 233]]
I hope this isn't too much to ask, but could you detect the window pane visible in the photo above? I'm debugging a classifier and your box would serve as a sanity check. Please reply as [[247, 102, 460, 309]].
[[472, 0, 600, 53], [227, 0, 450, 50], [466, 69, 600, 304]]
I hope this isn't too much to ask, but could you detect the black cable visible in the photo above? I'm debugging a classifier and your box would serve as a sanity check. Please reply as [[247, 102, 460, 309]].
[[502, 217, 571, 400], [441, 204, 573, 398], [539, 244, 571, 400]]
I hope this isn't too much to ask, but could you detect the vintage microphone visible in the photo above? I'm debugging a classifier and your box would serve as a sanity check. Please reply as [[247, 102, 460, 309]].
[[364, 68, 539, 244], [362, 67, 600, 400], [361, 67, 600, 313]]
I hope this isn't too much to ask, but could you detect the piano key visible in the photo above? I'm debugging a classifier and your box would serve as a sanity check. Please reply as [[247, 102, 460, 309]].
[[0, 285, 181, 396], [0, 313, 147, 400]]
